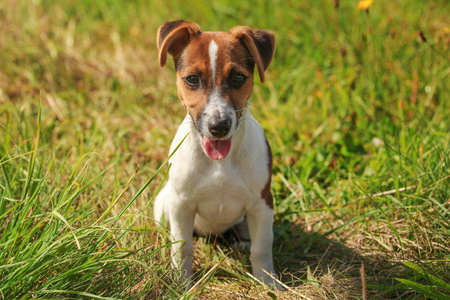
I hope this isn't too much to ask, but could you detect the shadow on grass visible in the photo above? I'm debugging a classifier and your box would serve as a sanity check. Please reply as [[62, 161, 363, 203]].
[[190, 225, 407, 299], [272, 227, 409, 299]]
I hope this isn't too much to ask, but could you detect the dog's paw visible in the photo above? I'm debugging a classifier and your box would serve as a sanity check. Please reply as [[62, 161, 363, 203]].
[[174, 269, 194, 289], [252, 268, 286, 291], [271, 281, 287, 291], [259, 275, 286, 291], [232, 240, 251, 251]]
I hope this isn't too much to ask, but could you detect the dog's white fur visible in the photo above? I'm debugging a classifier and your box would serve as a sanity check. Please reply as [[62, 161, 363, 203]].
[[154, 21, 280, 288], [154, 108, 278, 286]]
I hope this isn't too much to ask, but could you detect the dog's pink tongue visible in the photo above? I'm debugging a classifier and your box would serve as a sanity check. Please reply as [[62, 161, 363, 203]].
[[203, 137, 232, 160]]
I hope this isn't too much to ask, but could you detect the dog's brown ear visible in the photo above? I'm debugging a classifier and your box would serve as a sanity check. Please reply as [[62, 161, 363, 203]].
[[157, 20, 201, 67], [230, 26, 275, 82]]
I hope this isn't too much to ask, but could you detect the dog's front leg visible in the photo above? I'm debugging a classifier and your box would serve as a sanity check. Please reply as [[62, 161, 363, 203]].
[[169, 201, 195, 285], [247, 201, 281, 289]]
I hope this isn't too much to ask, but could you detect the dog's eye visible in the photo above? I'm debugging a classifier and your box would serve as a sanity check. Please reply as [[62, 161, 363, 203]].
[[232, 73, 247, 85], [185, 75, 200, 86]]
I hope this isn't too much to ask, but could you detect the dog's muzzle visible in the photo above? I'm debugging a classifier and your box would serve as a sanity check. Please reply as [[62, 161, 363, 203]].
[[208, 111, 232, 138], [196, 94, 238, 160]]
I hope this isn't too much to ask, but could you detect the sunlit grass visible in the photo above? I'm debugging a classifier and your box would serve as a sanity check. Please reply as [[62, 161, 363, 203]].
[[0, 0, 449, 299]]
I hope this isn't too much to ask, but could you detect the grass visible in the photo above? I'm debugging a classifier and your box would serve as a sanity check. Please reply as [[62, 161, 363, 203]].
[[0, 0, 449, 299]]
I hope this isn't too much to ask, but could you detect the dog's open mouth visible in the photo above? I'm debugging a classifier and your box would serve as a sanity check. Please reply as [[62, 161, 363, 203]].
[[202, 136, 232, 160]]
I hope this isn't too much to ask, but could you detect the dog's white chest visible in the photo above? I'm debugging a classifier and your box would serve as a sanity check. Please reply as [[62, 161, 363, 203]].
[[160, 111, 270, 234], [165, 115, 270, 234], [174, 157, 256, 227], [166, 155, 258, 234]]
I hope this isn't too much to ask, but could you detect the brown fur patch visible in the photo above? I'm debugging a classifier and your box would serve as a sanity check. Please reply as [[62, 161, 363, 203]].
[[157, 20, 201, 67], [229, 26, 275, 82], [158, 21, 275, 123], [261, 139, 274, 209], [175, 32, 256, 121]]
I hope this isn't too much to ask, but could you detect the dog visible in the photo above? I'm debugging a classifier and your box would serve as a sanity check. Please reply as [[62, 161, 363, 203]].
[[154, 20, 280, 289]]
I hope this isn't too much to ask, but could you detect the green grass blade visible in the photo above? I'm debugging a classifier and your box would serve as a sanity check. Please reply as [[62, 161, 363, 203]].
[[396, 278, 449, 300], [21, 98, 41, 201], [403, 261, 450, 292]]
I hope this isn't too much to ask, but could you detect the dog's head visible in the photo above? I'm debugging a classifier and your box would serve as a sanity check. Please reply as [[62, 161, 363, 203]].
[[157, 20, 275, 160]]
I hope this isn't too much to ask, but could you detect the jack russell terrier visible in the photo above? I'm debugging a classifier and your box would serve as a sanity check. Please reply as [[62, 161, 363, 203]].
[[154, 20, 280, 289]]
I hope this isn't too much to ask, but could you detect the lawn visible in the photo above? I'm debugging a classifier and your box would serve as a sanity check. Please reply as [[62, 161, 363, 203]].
[[0, 0, 449, 299]]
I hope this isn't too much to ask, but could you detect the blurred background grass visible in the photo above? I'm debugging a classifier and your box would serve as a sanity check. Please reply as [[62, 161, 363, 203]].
[[0, 0, 449, 299]]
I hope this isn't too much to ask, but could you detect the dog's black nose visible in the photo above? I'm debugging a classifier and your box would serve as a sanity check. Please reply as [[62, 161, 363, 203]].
[[208, 118, 232, 138]]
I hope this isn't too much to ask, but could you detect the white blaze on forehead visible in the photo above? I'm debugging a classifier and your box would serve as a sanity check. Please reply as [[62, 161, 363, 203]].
[[201, 39, 237, 140], [208, 40, 218, 85]]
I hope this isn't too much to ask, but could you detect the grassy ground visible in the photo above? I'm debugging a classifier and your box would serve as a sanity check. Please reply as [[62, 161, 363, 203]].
[[0, 0, 449, 299]]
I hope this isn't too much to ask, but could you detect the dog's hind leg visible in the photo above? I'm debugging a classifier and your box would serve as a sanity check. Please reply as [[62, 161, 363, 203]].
[[234, 215, 250, 240], [232, 216, 252, 250]]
